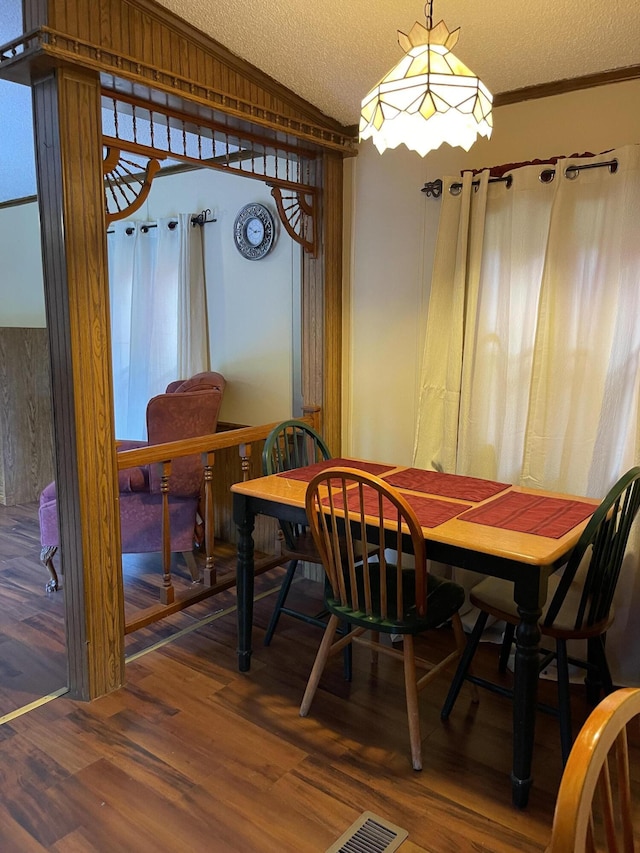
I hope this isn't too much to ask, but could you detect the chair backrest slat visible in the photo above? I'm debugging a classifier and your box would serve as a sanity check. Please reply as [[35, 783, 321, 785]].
[[549, 687, 640, 853], [544, 467, 640, 631], [262, 420, 332, 552], [614, 730, 634, 851], [305, 467, 427, 625]]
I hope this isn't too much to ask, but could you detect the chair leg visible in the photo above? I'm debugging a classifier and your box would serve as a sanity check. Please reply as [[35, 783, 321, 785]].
[[370, 630, 380, 665], [183, 551, 200, 582], [555, 639, 573, 765], [451, 613, 479, 703], [342, 623, 353, 682], [402, 634, 422, 771], [264, 559, 299, 646], [586, 635, 613, 704], [498, 622, 515, 673], [300, 615, 341, 717], [441, 610, 489, 720], [40, 546, 59, 593]]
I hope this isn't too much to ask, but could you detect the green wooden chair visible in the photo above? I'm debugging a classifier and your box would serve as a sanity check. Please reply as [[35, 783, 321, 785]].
[[262, 420, 333, 646], [301, 466, 467, 771], [441, 466, 640, 764]]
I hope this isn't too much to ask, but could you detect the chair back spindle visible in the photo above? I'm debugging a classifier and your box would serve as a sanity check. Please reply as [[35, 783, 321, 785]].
[[262, 420, 331, 552], [544, 467, 640, 633], [306, 468, 427, 627], [548, 687, 640, 853], [260, 419, 334, 648]]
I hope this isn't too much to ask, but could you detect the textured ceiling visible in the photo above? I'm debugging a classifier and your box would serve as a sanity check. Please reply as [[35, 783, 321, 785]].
[[2, 0, 640, 202], [156, 0, 640, 126]]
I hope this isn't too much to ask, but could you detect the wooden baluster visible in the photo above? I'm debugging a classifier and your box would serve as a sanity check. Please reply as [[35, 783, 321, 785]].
[[160, 460, 175, 605], [239, 443, 252, 481], [203, 450, 216, 587]]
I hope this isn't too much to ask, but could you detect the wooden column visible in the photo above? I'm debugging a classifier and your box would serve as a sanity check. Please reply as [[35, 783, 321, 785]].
[[301, 153, 343, 455], [32, 65, 125, 699], [322, 152, 344, 455]]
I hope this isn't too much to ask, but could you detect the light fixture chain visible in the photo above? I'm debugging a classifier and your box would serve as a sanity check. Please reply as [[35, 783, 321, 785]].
[[424, 0, 434, 30]]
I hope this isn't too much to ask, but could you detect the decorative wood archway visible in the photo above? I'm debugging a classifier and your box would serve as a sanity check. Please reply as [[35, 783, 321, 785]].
[[101, 89, 322, 256], [0, 0, 357, 700]]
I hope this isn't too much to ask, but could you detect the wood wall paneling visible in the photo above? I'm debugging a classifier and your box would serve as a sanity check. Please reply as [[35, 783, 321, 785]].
[[212, 439, 277, 555], [0, 328, 55, 505]]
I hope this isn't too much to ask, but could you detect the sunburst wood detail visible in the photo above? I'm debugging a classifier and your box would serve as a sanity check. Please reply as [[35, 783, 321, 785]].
[[103, 145, 163, 224], [270, 186, 317, 256]]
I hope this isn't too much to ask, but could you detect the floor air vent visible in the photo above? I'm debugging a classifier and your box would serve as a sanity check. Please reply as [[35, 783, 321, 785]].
[[325, 811, 408, 853]]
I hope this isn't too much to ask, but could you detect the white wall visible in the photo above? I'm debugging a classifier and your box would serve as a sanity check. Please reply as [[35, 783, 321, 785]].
[[144, 167, 299, 426], [6, 78, 640, 445], [346, 78, 640, 465], [0, 167, 300, 427], [0, 201, 45, 327]]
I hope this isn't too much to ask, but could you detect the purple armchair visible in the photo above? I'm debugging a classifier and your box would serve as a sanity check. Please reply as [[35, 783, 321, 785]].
[[39, 371, 226, 592]]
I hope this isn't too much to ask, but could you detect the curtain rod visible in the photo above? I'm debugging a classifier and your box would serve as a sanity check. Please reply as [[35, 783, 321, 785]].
[[106, 208, 216, 235], [421, 158, 618, 198]]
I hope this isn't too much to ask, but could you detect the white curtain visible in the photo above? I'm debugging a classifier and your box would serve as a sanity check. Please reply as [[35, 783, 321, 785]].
[[107, 214, 209, 440], [414, 144, 640, 685]]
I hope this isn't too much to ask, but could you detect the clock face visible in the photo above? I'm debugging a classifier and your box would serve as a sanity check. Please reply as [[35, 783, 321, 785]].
[[233, 203, 276, 260], [245, 217, 265, 246]]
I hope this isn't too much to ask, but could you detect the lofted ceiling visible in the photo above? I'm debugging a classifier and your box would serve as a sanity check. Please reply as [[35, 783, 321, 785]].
[[155, 0, 640, 127]]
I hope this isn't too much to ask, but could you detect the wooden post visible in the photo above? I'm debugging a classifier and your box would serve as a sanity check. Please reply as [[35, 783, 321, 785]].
[[31, 64, 125, 698], [239, 443, 252, 481], [159, 461, 174, 604], [302, 404, 322, 434], [203, 450, 216, 586]]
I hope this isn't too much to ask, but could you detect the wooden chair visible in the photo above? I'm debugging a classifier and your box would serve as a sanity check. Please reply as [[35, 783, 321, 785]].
[[261, 419, 333, 646], [300, 466, 468, 771], [548, 687, 640, 853], [441, 467, 640, 763]]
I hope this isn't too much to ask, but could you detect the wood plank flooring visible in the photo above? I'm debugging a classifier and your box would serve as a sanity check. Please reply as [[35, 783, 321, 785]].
[[0, 502, 66, 713], [1, 503, 638, 851]]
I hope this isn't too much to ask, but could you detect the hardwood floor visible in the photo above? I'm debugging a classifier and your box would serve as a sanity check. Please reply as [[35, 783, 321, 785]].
[[0, 503, 637, 851], [0, 501, 66, 714]]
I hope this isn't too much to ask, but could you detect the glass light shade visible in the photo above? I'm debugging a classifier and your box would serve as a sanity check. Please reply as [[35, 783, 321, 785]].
[[360, 21, 493, 157]]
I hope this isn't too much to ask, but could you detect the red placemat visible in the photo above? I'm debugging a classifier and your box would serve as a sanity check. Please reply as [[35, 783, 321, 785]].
[[457, 491, 598, 538], [324, 486, 470, 528], [382, 468, 509, 502], [277, 457, 396, 482]]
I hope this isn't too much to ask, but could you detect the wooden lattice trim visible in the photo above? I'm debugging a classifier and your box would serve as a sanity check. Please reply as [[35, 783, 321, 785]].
[[270, 186, 318, 257], [103, 144, 164, 224], [2, 27, 356, 154]]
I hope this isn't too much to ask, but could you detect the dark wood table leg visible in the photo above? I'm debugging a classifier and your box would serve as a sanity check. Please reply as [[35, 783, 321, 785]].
[[511, 587, 543, 809], [233, 493, 256, 672]]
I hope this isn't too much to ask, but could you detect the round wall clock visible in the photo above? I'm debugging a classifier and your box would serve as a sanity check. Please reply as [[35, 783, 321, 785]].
[[233, 203, 276, 260]]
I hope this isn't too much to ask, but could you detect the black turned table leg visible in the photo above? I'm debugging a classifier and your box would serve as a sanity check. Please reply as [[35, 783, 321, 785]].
[[233, 493, 256, 672], [511, 595, 543, 809]]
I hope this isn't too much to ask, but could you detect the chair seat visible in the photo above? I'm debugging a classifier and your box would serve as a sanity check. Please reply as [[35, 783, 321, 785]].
[[328, 570, 465, 635], [282, 530, 373, 565], [280, 529, 322, 563], [470, 574, 614, 638]]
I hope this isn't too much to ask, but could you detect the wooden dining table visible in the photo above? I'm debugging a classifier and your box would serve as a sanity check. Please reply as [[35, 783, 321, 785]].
[[230, 457, 599, 809]]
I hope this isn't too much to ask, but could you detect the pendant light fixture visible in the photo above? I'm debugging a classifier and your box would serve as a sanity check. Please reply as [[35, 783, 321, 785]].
[[359, 1, 493, 157]]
